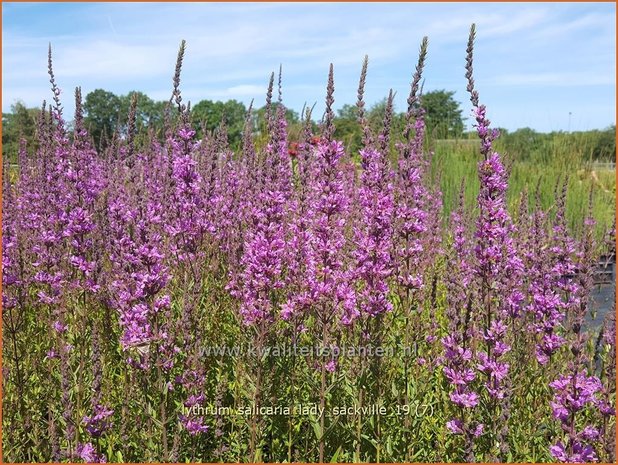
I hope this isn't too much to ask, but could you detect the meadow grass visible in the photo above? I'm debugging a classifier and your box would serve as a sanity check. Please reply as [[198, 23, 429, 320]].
[[432, 138, 616, 236]]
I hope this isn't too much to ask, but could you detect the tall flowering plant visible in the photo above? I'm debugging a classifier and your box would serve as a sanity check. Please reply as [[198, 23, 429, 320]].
[[549, 196, 609, 463], [443, 183, 483, 461], [1, 29, 614, 464], [463, 24, 524, 460]]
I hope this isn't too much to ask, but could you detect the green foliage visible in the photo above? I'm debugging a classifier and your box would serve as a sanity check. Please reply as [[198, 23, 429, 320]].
[[498, 126, 617, 164], [421, 90, 465, 138], [84, 89, 122, 148], [2, 101, 39, 163], [334, 104, 363, 155], [431, 139, 616, 235], [192, 99, 247, 148], [589, 125, 617, 161], [2, 99, 615, 462], [7, 279, 609, 462], [118, 91, 166, 133], [256, 102, 300, 125], [333, 99, 406, 157]]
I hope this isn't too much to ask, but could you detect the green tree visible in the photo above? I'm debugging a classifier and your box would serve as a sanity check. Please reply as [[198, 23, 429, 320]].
[[84, 89, 122, 148], [192, 99, 248, 147], [334, 104, 363, 154], [254, 103, 300, 128], [118, 91, 166, 134], [2, 101, 38, 164], [334, 99, 410, 156], [250, 102, 300, 147], [500, 127, 542, 160], [368, 98, 406, 138], [421, 90, 464, 139]]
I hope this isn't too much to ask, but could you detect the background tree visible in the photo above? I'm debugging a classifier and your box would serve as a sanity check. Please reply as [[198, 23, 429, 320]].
[[334, 98, 406, 157], [499, 127, 542, 160], [422, 89, 465, 139], [255, 103, 300, 129], [118, 91, 166, 133], [333, 104, 362, 154], [84, 89, 122, 148], [2, 101, 39, 164], [192, 99, 248, 148], [590, 126, 616, 161], [5, 89, 614, 165]]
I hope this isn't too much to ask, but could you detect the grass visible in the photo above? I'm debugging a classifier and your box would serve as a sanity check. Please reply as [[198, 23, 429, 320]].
[[431, 138, 616, 236]]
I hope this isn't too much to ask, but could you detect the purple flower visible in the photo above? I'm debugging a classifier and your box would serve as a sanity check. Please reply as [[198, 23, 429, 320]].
[[83, 404, 114, 438], [450, 390, 479, 408], [325, 359, 337, 373], [292, 139, 354, 325], [581, 426, 600, 441], [178, 127, 196, 141], [76, 442, 106, 463], [550, 372, 603, 462], [353, 147, 395, 317], [180, 415, 209, 435], [53, 320, 68, 334], [550, 441, 598, 463], [232, 105, 293, 326], [550, 373, 602, 418], [76, 442, 97, 462], [184, 394, 205, 408], [444, 367, 476, 385], [446, 418, 464, 435]]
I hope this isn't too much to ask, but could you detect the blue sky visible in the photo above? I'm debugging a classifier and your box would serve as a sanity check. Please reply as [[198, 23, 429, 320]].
[[3, 2, 616, 132]]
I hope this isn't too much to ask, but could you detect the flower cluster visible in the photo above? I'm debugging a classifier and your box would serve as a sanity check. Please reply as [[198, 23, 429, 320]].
[[83, 404, 114, 438], [549, 373, 604, 462], [353, 147, 395, 317], [1, 30, 613, 464]]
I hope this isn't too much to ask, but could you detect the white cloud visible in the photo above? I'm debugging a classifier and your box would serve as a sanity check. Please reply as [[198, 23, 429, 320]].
[[2, 2, 615, 131], [54, 41, 173, 79], [532, 12, 613, 40]]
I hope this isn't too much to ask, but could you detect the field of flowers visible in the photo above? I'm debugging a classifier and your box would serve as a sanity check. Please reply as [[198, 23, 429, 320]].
[[2, 26, 615, 463]]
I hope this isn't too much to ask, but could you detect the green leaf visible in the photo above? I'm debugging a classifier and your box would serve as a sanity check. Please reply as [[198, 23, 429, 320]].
[[309, 412, 322, 440], [330, 445, 343, 463]]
